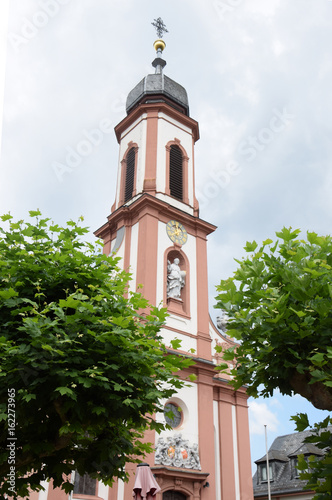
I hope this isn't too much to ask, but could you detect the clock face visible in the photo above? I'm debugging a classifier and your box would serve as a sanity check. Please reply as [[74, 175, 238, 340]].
[[166, 220, 188, 245]]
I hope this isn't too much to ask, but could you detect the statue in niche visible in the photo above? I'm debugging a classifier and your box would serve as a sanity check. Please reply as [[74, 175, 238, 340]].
[[167, 258, 186, 299]]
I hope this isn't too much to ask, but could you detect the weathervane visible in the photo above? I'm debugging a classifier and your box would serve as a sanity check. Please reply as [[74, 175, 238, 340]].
[[151, 18, 167, 74], [151, 17, 168, 39]]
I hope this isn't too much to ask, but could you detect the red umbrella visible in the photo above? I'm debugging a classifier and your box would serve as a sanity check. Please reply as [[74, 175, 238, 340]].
[[133, 462, 161, 499]]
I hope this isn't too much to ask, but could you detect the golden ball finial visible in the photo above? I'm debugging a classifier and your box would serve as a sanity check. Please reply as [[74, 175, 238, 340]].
[[154, 39, 166, 52]]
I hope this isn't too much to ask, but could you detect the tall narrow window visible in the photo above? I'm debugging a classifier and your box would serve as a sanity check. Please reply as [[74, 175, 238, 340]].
[[169, 145, 183, 200], [124, 147, 136, 202]]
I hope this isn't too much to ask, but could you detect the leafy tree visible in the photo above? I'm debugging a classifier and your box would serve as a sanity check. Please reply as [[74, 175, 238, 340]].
[[215, 227, 332, 499], [292, 414, 332, 499], [0, 211, 193, 499]]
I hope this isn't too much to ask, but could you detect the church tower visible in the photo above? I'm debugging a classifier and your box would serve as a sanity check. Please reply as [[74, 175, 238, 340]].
[[18, 22, 254, 500], [93, 24, 254, 500]]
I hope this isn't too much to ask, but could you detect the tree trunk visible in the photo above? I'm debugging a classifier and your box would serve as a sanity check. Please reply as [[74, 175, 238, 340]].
[[290, 371, 332, 411]]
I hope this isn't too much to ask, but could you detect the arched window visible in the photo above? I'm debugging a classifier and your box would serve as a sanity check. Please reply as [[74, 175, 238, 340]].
[[163, 492, 187, 500], [73, 472, 97, 495], [124, 147, 136, 202], [169, 145, 183, 200]]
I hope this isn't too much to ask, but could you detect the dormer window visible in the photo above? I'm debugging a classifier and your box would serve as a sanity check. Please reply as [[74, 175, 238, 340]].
[[292, 457, 301, 478], [260, 463, 273, 482], [255, 449, 289, 486], [292, 456, 312, 478], [289, 443, 324, 480]]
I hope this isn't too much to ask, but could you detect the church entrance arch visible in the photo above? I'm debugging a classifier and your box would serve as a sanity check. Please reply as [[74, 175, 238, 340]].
[[163, 492, 187, 500]]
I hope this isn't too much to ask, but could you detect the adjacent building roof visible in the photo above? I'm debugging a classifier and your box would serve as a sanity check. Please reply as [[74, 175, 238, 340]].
[[253, 428, 330, 498], [255, 450, 289, 463]]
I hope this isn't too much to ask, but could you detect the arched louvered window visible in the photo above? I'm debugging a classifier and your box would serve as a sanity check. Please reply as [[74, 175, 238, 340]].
[[169, 145, 183, 200], [124, 147, 136, 202]]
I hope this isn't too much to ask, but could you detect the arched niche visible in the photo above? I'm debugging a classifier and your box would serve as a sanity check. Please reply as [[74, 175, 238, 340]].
[[164, 247, 190, 319]]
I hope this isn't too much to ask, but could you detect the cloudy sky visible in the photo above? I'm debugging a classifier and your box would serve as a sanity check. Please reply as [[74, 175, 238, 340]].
[[1, 0, 331, 475]]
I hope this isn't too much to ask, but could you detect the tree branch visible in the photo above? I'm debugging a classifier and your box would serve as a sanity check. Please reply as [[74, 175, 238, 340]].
[[290, 371, 332, 411]]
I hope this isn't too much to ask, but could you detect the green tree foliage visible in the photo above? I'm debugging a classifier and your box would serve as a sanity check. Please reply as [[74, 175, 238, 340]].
[[0, 211, 193, 498], [291, 414, 332, 499], [215, 227, 332, 499]]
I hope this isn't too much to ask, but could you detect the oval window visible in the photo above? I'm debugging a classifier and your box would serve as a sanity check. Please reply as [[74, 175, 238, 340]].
[[164, 402, 182, 428]]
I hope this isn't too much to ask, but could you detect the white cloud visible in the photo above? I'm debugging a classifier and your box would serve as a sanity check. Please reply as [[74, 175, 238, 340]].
[[272, 39, 285, 56], [0, 0, 9, 156], [269, 398, 282, 408], [249, 401, 280, 435], [247, 0, 281, 18]]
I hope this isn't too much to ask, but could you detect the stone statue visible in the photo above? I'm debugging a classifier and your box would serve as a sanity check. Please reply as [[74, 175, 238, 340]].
[[216, 310, 228, 333], [173, 434, 185, 467], [155, 437, 168, 465], [167, 258, 185, 299], [188, 443, 201, 470]]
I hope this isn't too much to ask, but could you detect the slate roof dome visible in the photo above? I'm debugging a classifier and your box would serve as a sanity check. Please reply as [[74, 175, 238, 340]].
[[126, 37, 190, 116], [126, 73, 190, 116]]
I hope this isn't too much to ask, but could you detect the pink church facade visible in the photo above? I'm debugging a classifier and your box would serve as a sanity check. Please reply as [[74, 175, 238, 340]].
[[17, 37, 254, 500]]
